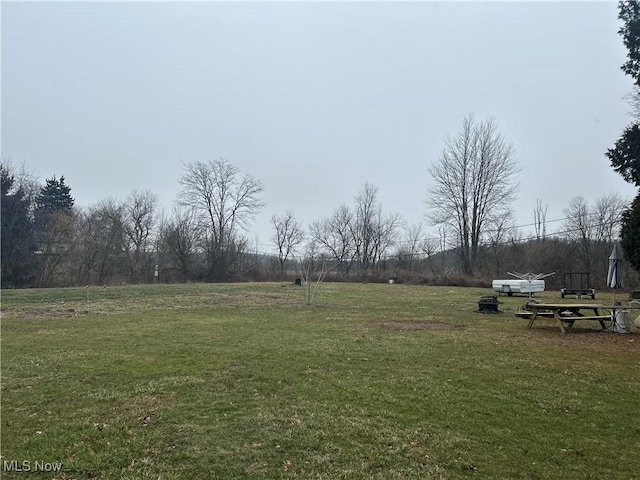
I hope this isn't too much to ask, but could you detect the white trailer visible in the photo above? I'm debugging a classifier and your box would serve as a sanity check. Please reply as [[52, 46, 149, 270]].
[[492, 279, 545, 296]]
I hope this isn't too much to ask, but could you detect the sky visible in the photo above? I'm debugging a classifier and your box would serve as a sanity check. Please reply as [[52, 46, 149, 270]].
[[2, 0, 639, 253]]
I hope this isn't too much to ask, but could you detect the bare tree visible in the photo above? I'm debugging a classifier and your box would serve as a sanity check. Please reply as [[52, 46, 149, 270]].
[[533, 199, 548, 241], [428, 115, 519, 275], [178, 158, 264, 281], [75, 199, 126, 285], [352, 183, 378, 270], [35, 210, 76, 287], [563, 196, 594, 272], [592, 193, 629, 276], [563, 193, 629, 275], [486, 211, 516, 276], [398, 223, 423, 272], [351, 183, 402, 271], [592, 193, 628, 243], [271, 211, 305, 279], [309, 204, 355, 275], [122, 190, 158, 283], [72, 208, 99, 285], [397, 223, 439, 273], [625, 85, 640, 121], [374, 212, 402, 268], [437, 226, 448, 274], [158, 207, 202, 282]]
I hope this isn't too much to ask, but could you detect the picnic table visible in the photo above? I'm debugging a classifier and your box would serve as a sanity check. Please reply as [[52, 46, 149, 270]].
[[525, 302, 612, 334]]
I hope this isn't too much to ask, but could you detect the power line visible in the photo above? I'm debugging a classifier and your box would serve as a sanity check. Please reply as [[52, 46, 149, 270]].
[[249, 210, 624, 259]]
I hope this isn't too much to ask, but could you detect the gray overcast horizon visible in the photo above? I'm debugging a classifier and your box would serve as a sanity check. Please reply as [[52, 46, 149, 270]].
[[3, 0, 639, 252]]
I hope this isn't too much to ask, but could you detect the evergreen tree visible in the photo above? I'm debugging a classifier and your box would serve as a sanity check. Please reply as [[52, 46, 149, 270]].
[[1, 165, 37, 287], [606, 123, 640, 187], [620, 0, 640, 86], [608, 1, 640, 271], [34, 176, 74, 221], [621, 194, 640, 272], [34, 175, 75, 235], [32, 176, 76, 286]]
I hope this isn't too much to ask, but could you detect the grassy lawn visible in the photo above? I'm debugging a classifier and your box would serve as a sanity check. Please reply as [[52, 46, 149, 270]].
[[1, 282, 639, 479]]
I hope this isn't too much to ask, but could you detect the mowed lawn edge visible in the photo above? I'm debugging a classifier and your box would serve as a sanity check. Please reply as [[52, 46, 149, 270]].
[[1, 283, 639, 479]]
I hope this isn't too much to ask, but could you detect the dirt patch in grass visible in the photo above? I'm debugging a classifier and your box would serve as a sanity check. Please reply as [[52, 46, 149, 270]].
[[15, 307, 90, 319], [382, 320, 465, 331]]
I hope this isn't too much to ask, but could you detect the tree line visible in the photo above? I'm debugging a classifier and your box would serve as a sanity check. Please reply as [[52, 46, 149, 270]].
[[1, 153, 633, 290]]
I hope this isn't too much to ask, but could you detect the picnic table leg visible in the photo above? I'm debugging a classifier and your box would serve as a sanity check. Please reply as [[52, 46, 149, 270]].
[[527, 311, 538, 329], [594, 308, 608, 331], [556, 313, 567, 334]]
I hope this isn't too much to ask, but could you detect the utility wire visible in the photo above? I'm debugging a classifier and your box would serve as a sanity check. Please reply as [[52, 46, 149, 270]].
[[247, 206, 625, 262]]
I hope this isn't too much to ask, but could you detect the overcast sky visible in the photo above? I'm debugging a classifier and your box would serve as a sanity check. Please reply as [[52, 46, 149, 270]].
[[3, 1, 639, 252]]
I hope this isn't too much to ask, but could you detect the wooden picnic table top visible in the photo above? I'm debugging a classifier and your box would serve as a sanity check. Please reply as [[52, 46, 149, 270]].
[[526, 302, 640, 310]]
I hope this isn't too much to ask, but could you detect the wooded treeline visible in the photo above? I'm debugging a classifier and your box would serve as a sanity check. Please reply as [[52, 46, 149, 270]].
[[2, 159, 635, 291]]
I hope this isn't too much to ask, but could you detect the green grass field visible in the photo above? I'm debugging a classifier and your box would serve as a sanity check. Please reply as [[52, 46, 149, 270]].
[[1, 283, 639, 479]]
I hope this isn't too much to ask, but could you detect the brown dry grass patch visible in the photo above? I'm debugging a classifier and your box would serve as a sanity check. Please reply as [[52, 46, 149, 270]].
[[381, 320, 465, 331], [18, 306, 90, 319]]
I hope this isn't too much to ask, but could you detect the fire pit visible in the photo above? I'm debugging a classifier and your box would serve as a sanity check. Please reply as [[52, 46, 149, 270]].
[[478, 295, 500, 313]]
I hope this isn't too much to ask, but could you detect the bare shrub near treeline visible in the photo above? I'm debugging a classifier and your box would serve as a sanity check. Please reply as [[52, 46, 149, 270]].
[[296, 242, 336, 306]]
